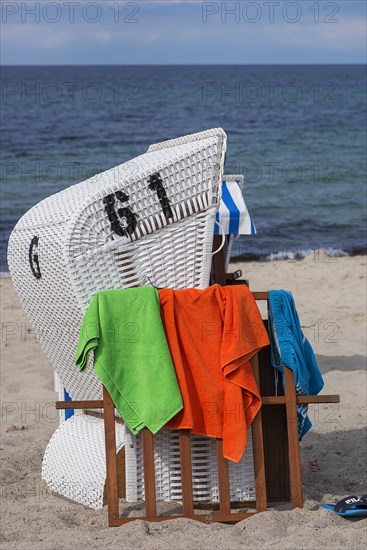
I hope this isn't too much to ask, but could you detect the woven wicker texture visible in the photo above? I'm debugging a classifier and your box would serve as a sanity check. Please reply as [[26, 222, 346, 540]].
[[42, 414, 125, 510], [8, 128, 227, 402], [125, 428, 255, 503]]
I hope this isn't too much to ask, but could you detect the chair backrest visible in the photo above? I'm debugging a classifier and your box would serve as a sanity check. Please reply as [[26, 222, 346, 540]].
[[8, 128, 227, 402]]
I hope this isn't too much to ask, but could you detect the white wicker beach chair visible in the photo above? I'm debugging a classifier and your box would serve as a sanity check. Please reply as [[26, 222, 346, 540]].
[[8, 128, 226, 403], [8, 128, 256, 510]]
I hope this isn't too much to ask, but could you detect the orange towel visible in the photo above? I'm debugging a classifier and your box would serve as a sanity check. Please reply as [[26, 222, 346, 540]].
[[159, 284, 270, 463]]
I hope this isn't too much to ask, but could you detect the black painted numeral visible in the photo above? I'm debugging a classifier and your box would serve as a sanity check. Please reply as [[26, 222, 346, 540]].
[[148, 172, 173, 220], [29, 236, 41, 279], [103, 192, 137, 237]]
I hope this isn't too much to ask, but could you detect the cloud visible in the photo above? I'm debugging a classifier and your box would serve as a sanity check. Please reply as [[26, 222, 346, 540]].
[[94, 31, 112, 44], [271, 17, 366, 52], [1, 24, 76, 50], [1, 0, 366, 64]]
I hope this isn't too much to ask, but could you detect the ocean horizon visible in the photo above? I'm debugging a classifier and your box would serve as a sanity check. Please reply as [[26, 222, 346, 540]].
[[1, 64, 366, 273]]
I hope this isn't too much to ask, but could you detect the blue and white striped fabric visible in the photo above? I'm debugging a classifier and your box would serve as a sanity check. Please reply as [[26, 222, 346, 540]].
[[214, 177, 256, 235]]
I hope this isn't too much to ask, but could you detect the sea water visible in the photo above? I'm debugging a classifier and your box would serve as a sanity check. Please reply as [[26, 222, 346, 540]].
[[1, 64, 366, 272]]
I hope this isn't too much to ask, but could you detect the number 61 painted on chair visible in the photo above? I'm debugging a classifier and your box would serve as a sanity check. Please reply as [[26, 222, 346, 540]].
[[103, 172, 173, 238]]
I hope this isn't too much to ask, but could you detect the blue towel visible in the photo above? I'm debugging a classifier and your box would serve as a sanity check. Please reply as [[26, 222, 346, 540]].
[[268, 290, 324, 439]]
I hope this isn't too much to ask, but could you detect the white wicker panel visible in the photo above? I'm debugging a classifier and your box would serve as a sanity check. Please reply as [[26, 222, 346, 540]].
[[8, 128, 226, 402], [65, 136, 225, 309], [55, 372, 66, 423], [125, 429, 255, 503], [8, 222, 102, 401], [42, 414, 125, 510]]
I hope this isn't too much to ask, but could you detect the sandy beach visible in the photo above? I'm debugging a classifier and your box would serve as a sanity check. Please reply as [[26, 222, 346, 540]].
[[1, 253, 366, 549]]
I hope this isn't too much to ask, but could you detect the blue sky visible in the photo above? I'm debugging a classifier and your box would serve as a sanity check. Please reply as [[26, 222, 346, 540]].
[[1, 1, 366, 64]]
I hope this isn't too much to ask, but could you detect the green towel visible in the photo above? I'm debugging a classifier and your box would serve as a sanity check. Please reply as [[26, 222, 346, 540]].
[[75, 287, 183, 434]]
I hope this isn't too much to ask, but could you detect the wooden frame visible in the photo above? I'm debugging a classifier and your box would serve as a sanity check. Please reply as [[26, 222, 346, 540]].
[[56, 291, 340, 526]]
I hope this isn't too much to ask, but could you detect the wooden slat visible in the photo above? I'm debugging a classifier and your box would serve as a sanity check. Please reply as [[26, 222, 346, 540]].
[[257, 339, 290, 503], [250, 354, 268, 512], [252, 291, 269, 301], [102, 386, 119, 524], [56, 400, 103, 409], [296, 394, 340, 404], [85, 410, 125, 424], [195, 500, 257, 510], [179, 430, 194, 515], [142, 429, 157, 517], [216, 439, 231, 514], [284, 367, 303, 509], [262, 395, 340, 405], [103, 446, 126, 505], [110, 511, 257, 526], [211, 236, 227, 286], [59, 395, 349, 415], [224, 278, 250, 287]]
